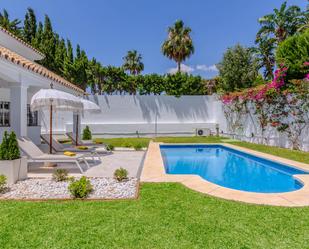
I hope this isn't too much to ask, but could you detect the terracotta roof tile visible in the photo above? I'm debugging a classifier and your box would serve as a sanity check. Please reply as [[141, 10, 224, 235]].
[[0, 45, 85, 94]]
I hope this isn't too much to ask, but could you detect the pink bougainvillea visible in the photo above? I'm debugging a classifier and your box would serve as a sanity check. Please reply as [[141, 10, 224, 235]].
[[220, 66, 288, 104], [220, 65, 309, 150]]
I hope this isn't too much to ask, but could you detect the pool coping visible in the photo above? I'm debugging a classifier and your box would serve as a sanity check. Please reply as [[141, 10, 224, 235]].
[[141, 141, 309, 207]]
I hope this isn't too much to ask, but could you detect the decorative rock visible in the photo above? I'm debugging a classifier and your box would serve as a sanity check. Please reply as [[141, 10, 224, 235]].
[[0, 177, 138, 200]]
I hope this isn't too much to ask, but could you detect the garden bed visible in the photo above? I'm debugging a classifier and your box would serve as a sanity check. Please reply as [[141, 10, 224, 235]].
[[0, 177, 138, 200]]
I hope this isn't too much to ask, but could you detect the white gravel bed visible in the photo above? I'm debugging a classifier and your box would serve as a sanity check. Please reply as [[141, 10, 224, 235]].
[[0, 177, 138, 200]]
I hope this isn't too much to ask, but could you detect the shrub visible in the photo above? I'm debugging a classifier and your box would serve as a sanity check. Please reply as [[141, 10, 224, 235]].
[[134, 143, 143, 151], [0, 174, 7, 193], [8, 132, 21, 160], [106, 144, 114, 151], [52, 169, 68, 182], [276, 30, 309, 80], [0, 131, 20, 160], [114, 168, 128, 182], [0, 131, 9, 160], [82, 126, 92, 140], [122, 142, 133, 148], [68, 176, 93, 199]]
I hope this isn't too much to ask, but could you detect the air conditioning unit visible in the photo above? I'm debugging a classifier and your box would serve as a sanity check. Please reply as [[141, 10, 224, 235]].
[[195, 128, 211, 137]]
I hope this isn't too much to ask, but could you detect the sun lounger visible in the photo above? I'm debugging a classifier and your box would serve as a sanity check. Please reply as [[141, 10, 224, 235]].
[[65, 132, 109, 154], [40, 134, 104, 158], [18, 137, 93, 173]]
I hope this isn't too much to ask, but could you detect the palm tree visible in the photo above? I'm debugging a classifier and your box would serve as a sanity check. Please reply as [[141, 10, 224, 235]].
[[0, 9, 21, 35], [256, 1, 305, 44], [162, 20, 194, 73], [251, 38, 276, 80], [122, 50, 144, 75], [297, 4, 309, 33]]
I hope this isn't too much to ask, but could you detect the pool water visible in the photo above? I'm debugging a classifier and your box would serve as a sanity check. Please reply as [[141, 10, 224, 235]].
[[160, 145, 307, 193]]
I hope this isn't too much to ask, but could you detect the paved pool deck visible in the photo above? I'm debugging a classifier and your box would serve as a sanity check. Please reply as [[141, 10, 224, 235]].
[[141, 142, 309, 207], [28, 151, 145, 179]]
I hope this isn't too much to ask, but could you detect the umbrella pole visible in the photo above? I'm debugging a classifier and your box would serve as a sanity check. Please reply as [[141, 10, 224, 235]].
[[50, 105, 53, 154], [76, 114, 79, 146]]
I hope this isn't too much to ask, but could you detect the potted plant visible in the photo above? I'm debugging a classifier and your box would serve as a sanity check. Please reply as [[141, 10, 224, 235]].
[[0, 131, 27, 185]]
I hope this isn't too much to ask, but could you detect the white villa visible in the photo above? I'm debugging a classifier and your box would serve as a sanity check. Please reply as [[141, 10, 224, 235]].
[[0, 27, 84, 144]]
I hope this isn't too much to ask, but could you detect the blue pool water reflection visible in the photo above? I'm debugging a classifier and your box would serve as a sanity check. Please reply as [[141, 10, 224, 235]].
[[160, 145, 307, 193]]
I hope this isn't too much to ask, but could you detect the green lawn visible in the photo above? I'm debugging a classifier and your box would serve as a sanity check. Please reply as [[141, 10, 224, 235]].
[[94, 136, 224, 148], [3, 138, 308, 248], [229, 141, 309, 164], [94, 137, 151, 148], [94, 136, 309, 164], [0, 183, 309, 249]]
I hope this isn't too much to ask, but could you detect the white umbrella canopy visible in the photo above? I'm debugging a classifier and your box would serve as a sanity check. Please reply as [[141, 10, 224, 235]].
[[31, 88, 84, 154], [81, 98, 101, 114], [31, 89, 83, 112]]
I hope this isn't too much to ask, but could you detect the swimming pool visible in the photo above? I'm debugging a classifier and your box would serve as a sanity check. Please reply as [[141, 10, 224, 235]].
[[160, 145, 308, 193]]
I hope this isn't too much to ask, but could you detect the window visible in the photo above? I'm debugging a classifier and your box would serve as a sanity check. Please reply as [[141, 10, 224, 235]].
[[0, 101, 10, 127], [27, 104, 38, 126]]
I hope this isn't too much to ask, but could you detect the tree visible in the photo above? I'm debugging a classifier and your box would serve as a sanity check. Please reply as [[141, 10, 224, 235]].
[[0, 9, 21, 35], [54, 38, 67, 75], [164, 73, 203, 96], [101, 66, 127, 94], [39, 15, 56, 71], [276, 30, 309, 79], [255, 2, 306, 81], [66, 39, 74, 63], [297, 3, 309, 33], [162, 20, 194, 72], [87, 59, 104, 94], [122, 50, 144, 75], [32, 21, 43, 49], [217, 44, 259, 92], [256, 1, 306, 44], [251, 38, 276, 80], [73, 47, 89, 90], [23, 8, 37, 44], [138, 74, 165, 95], [62, 39, 75, 82]]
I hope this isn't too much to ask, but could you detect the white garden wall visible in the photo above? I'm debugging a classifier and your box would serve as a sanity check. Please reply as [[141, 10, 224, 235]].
[[42, 95, 223, 136], [39, 94, 309, 151]]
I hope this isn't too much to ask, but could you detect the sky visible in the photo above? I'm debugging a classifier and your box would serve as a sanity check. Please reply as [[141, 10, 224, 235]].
[[0, 0, 307, 78]]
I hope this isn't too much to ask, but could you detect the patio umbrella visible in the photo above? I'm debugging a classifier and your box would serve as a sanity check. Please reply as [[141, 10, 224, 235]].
[[31, 87, 83, 154], [74, 98, 101, 146]]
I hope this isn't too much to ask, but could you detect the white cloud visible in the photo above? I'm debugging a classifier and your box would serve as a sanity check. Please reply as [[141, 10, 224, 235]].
[[167, 64, 219, 75], [168, 64, 195, 74], [196, 64, 218, 72]]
